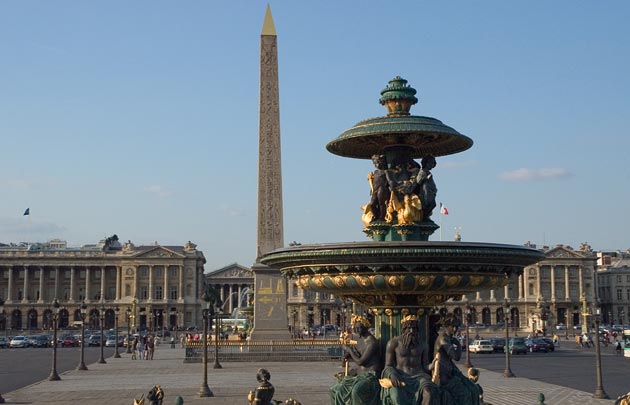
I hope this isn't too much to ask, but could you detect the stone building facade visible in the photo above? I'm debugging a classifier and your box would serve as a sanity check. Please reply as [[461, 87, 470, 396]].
[[0, 238, 205, 332], [597, 250, 630, 325], [205, 263, 254, 316], [443, 242, 598, 334]]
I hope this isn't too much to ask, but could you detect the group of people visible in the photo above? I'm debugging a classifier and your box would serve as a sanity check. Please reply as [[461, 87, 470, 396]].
[[131, 334, 159, 360], [330, 314, 481, 405]]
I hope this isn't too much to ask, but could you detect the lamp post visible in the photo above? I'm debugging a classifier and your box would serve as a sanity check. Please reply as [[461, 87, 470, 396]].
[[98, 305, 106, 364], [565, 312, 569, 340], [0, 297, 6, 403], [593, 306, 609, 399], [503, 299, 515, 377], [48, 299, 61, 381], [198, 292, 214, 397], [77, 302, 88, 370], [464, 305, 473, 369], [114, 306, 121, 358], [213, 306, 222, 369], [126, 307, 132, 353]]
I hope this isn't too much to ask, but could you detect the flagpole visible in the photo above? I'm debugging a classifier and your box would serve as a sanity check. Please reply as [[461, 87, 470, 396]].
[[439, 203, 443, 241]]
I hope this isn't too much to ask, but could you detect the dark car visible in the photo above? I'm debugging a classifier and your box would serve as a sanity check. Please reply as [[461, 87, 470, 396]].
[[506, 337, 527, 355], [0, 336, 8, 348], [525, 338, 550, 352], [62, 335, 79, 347], [489, 338, 505, 352], [541, 338, 555, 352], [31, 335, 51, 348]]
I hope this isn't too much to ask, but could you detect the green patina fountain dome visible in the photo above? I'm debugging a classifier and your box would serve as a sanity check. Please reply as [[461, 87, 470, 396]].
[[326, 76, 473, 159]]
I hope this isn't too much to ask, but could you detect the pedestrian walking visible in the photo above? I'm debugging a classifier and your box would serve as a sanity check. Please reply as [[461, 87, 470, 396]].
[[616, 340, 623, 356], [131, 337, 138, 360], [147, 336, 155, 360], [138, 335, 145, 360]]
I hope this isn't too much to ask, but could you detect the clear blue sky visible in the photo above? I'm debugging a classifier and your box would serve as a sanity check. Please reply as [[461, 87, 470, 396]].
[[1, 1, 629, 270]]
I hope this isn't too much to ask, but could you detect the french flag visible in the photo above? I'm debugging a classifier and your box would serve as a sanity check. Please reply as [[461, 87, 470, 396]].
[[440, 203, 448, 215]]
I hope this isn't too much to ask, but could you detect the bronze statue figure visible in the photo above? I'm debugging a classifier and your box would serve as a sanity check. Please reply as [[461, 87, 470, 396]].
[[429, 315, 481, 404], [248, 368, 276, 405], [330, 314, 382, 405], [380, 315, 439, 405], [363, 154, 393, 225]]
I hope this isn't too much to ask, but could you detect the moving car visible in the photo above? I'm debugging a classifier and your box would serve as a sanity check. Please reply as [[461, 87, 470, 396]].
[[541, 338, 555, 352], [506, 337, 527, 355], [9, 336, 29, 348], [468, 339, 494, 354], [0, 336, 8, 348], [87, 334, 102, 346], [525, 338, 550, 352]]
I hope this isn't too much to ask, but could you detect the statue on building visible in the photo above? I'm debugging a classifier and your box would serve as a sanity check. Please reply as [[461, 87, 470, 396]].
[[380, 315, 439, 405], [330, 314, 382, 405]]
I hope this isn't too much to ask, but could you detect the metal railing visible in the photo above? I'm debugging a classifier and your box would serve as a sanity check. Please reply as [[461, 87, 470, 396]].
[[183, 339, 350, 363]]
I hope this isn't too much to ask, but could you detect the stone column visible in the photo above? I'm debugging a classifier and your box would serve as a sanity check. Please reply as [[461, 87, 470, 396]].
[[7, 266, 13, 302], [550, 265, 556, 301], [565, 266, 570, 301], [38, 267, 45, 303], [536, 266, 542, 298], [54, 266, 60, 300], [148, 265, 154, 302], [163, 265, 169, 302], [134, 267, 139, 299], [22, 266, 29, 303], [178, 265, 184, 302], [115, 266, 121, 301], [238, 286, 243, 309], [489, 289, 495, 302], [504, 284, 509, 300], [69, 267, 76, 303], [475, 291, 481, 302], [100, 266, 106, 302], [229, 284, 234, 313], [518, 274, 524, 300], [85, 267, 91, 303], [578, 266, 584, 299]]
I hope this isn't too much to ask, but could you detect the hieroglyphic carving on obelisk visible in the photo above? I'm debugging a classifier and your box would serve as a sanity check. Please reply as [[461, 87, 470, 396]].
[[256, 4, 284, 260], [250, 5, 290, 340]]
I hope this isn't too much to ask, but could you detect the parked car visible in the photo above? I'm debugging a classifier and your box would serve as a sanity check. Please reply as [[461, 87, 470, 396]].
[[525, 338, 550, 352], [10, 336, 29, 348], [468, 339, 494, 354], [105, 335, 124, 347], [30, 335, 51, 348], [62, 335, 79, 347], [506, 337, 527, 355], [87, 334, 102, 346], [0, 336, 8, 348], [489, 338, 506, 352]]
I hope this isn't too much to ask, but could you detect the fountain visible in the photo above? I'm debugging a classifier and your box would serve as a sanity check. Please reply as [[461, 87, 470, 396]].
[[260, 76, 544, 403]]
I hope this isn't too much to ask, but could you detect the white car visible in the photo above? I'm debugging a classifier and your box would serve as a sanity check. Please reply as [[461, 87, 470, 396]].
[[10, 336, 29, 348], [468, 339, 493, 354]]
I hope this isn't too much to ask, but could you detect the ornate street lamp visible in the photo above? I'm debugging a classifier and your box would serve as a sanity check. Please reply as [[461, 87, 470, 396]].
[[503, 299, 515, 378], [213, 305, 222, 369], [126, 307, 132, 354], [114, 306, 121, 358], [77, 301, 88, 370], [593, 306, 609, 399], [48, 299, 61, 381], [0, 297, 6, 403], [464, 305, 473, 369], [198, 292, 214, 397], [98, 305, 106, 364]]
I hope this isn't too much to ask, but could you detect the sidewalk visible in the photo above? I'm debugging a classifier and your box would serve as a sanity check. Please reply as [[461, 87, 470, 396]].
[[3, 346, 616, 405]]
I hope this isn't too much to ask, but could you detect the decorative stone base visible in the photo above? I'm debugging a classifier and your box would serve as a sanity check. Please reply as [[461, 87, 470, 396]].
[[363, 220, 439, 241], [248, 262, 291, 341]]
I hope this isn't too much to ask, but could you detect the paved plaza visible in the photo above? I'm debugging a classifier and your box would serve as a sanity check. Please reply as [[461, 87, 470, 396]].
[[3, 346, 618, 405]]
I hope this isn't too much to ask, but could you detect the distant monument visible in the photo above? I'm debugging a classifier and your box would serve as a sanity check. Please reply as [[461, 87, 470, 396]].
[[249, 5, 290, 341]]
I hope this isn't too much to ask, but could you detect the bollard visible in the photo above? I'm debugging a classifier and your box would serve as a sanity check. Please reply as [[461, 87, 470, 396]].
[[174, 396, 184, 405], [170, 337, 175, 348], [537, 393, 546, 405]]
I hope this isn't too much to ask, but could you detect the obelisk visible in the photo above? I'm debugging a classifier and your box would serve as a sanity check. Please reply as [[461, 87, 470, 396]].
[[249, 5, 290, 341]]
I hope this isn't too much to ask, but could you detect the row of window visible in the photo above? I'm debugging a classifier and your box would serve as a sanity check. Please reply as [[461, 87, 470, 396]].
[[1, 267, 181, 279]]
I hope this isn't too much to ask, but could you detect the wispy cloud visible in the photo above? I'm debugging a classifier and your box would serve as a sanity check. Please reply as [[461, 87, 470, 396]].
[[499, 168, 572, 182], [3, 179, 33, 190], [220, 205, 245, 217], [143, 185, 172, 197], [0, 217, 67, 244]]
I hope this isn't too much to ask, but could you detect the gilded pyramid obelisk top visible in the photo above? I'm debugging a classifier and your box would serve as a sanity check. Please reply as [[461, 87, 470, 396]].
[[261, 4, 276, 36]]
